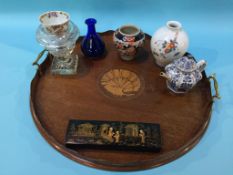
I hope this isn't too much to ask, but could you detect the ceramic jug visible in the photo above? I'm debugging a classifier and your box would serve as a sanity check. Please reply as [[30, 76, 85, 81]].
[[151, 21, 189, 67]]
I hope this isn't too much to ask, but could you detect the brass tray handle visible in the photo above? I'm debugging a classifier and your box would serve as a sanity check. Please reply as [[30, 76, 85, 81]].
[[208, 73, 221, 100], [32, 49, 47, 69]]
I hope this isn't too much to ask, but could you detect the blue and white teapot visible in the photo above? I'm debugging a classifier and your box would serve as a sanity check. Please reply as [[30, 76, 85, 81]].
[[160, 53, 206, 93]]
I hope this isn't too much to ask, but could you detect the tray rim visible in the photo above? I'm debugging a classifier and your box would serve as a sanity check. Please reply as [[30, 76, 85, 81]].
[[30, 31, 214, 171]]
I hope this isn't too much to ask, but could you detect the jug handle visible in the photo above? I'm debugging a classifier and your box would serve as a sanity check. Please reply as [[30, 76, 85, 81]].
[[208, 73, 221, 100]]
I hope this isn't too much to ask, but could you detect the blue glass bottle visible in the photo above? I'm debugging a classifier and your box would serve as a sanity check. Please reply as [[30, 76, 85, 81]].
[[81, 18, 105, 58]]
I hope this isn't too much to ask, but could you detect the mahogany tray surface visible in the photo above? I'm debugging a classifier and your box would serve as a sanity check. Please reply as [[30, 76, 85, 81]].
[[30, 31, 214, 171]]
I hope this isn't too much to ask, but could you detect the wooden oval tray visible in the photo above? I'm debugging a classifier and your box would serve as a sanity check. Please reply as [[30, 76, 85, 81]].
[[30, 31, 215, 171]]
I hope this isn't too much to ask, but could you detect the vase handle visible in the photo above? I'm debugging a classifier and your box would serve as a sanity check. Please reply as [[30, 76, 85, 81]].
[[208, 73, 221, 100]]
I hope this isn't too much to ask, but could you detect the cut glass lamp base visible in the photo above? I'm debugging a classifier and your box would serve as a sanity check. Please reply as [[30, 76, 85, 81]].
[[51, 55, 78, 75]]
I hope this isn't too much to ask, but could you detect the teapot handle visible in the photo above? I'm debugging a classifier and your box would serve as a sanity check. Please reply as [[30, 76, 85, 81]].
[[197, 60, 206, 72]]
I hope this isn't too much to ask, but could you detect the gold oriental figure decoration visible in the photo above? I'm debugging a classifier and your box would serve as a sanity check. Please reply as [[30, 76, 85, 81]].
[[65, 120, 161, 151]]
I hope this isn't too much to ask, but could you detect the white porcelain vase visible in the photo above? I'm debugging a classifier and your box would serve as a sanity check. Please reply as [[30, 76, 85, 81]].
[[151, 21, 189, 67]]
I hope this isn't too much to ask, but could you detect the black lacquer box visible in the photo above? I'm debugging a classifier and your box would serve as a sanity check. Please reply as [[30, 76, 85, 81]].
[[65, 120, 161, 151]]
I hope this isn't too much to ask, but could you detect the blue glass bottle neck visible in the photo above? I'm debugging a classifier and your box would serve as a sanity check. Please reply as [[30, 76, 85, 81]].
[[87, 23, 96, 35]]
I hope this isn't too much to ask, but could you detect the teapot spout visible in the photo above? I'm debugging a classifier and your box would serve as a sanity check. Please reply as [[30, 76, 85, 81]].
[[197, 60, 207, 72], [160, 72, 170, 80]]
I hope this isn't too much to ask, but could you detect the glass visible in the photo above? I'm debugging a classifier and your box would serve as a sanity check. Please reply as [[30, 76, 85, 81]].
[[36, 11, 79, 75]]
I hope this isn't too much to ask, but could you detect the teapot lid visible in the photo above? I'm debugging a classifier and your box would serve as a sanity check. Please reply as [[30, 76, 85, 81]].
[[174, 56, 197, 72]]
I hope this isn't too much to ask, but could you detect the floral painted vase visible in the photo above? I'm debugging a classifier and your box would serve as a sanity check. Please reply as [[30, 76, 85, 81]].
[[81, 18, 105, 58], [113, 25, 145, 61], [160, 53, 206, 93], [151, 21, 189, 67]]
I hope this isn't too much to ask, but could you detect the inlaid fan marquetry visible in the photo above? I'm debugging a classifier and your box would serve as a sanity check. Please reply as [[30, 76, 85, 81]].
[[100, 69, 141, 97]]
